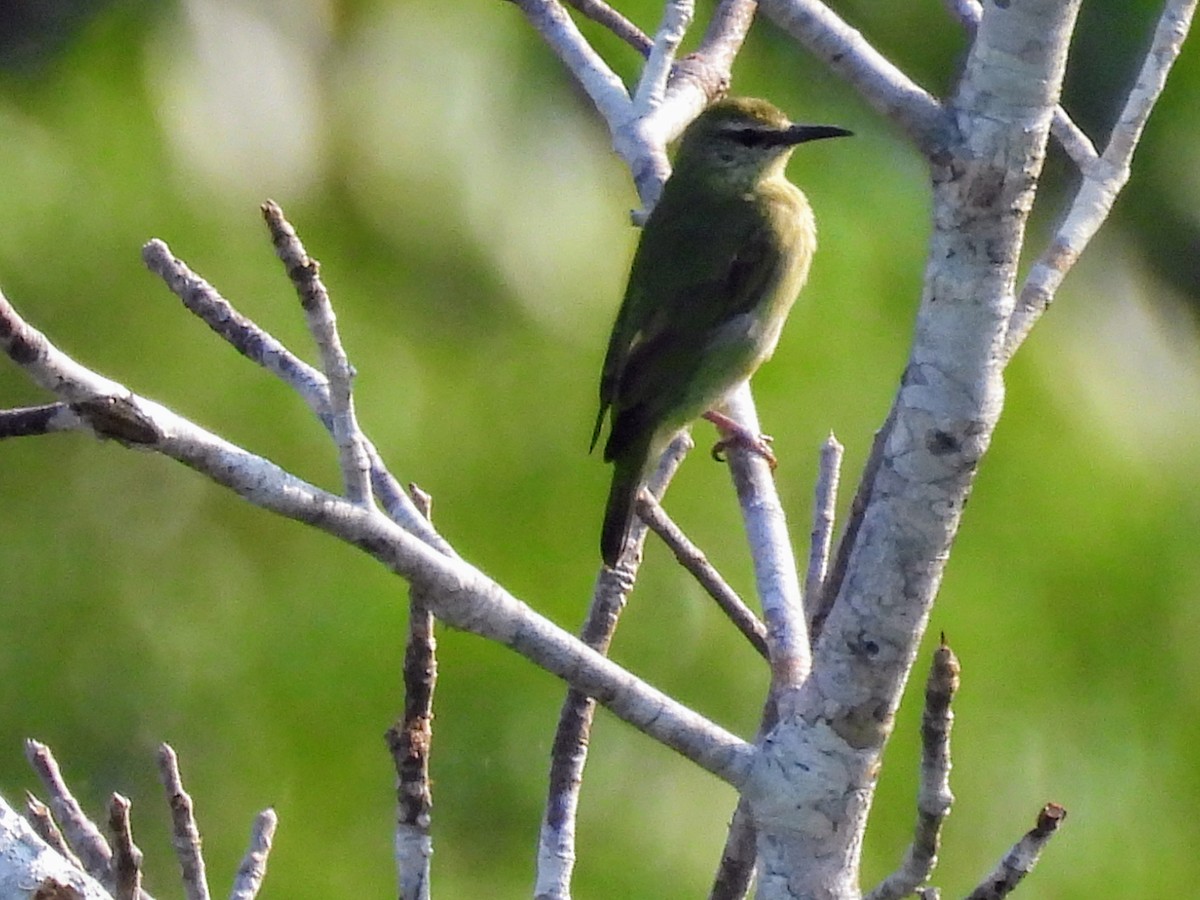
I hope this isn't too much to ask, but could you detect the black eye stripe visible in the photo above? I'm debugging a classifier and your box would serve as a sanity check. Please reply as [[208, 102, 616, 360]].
[[726, 126, 768, 147], [717, 123, 793, 148]]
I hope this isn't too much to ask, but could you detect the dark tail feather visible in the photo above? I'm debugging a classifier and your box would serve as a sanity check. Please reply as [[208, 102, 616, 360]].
[[601, 456, 642, 567]]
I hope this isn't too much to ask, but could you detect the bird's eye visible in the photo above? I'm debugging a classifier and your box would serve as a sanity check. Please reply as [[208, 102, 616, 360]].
[[728, 126, 767, 147]]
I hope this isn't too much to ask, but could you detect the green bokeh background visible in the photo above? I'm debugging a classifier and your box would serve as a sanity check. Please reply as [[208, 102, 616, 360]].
[[1, 1, 1198, 897]]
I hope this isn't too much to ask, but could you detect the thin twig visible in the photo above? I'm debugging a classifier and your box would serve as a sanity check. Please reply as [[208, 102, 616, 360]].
[[635, 0, 760, 210], [943, 0, 1099, 167], [865, 639, 960, 900], [140, 239, 452, 555], [25, 740, 112, 878], [230, 809, 277, 900], [632, 0, 695, 114], [140, 239, 328, 412], [408, 483, 433, 521], [504, 0, 685, 215], [803, 433, 843, 628], [812, 398, 897, 640], [686, 0, 757, 91], [261, 200, 373, 506], [107, 794, 143, 900], [614, 431, 694, 573], [534, 434, 691, 900], [708, 802, 757, 900], [721, 384, 809, 704], [157, 743, 211, 900], [708, 690, 782, 900], [387, 483, 437, 900], [515, 0, 747, 220], [0, 403, 82, 438], [0, 287, 752, 784], [964, 804, 1067, 900], [1049, 108, 1101, 169], [1004, 0, 1196, 360], [506, 0, 630, 124], [636, 490, 769, 659], [564, 0, 652, 55], [24, 792, 83, 868], [756, 0, 948, 154]]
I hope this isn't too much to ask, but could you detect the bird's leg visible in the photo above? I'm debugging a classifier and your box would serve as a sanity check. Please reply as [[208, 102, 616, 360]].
[[703, 410, 777, 470]]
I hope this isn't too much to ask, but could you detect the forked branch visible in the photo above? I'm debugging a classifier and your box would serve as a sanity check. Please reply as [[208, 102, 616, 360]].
[[0, 210, 753, 788], [3, 742, 277, 900]]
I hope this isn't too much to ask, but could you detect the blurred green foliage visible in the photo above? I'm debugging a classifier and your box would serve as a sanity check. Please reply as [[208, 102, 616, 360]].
[[0, 1, 1198, 897]]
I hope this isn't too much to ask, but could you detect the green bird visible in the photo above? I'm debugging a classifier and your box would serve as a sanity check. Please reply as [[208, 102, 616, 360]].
[[591, 97, 851, 567]]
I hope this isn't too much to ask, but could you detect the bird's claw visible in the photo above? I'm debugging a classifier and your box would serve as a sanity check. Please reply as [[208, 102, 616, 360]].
[[704, 411, 777, 470]]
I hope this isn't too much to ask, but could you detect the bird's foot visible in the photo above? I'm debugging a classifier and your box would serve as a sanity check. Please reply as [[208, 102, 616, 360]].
[[703, 410, 777, 470]]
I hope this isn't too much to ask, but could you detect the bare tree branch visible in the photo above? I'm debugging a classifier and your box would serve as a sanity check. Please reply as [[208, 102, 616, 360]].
[[535, 436, 689, 900], [1, 0, 1187, 895], [755, 0, 949, 154], [0, 284, 752, 785], [141, 239, 327, 412], [636, 490, 769, 659], [140, 238, 452, 556], [942, 0, 1100, 167], [1048, 108, 1102, 169], [157, 744, 211, 900], [515, 0, 756, 215], [812, 401, 895, 642], [709, 691, 782, 900], [632, 0, 694, 113], [388, 483, 437, 900], [0, 795, 112, 900], [106, 795, 142, 900], [742, 3, 1085, 895], [865, 640, 959, 900], [564, 0, 651, 55], [507, 0, 630, 124], [708, 802, 757, 900], [686, 0, 757, 89], [262, 200, 372, 506], [1004, 0, 1197, 360], [229, 810, 277, 900], [24, 792, 82, 869], [722, 384, 809, 699], [964, 804, 1067, 900], [10, 746, 273, 900], [25, 740, 113, 881], [803, 433, 842, 628], [0, 403, 82, 437]]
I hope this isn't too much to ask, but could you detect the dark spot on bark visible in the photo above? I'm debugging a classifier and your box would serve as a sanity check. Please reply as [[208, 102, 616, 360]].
[[994, 0, 1010, 7], [967, 167, 1006, 208], [850, 631, 881, 658], [9, 333, 37, 364], [34, 880, 84, 900], [987, 239, 1008, 266], [928, 429, 960, 455], [74, 397, 160, 445], [354, 534, 394, 558], [0, 312, 38, 364]]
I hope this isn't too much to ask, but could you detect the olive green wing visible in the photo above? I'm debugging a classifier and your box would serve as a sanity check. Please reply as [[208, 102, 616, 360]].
[[602, 204, 793, 464]]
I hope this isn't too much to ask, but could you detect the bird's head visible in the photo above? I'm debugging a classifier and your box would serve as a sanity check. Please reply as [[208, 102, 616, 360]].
[[672, 97, 852, 189]]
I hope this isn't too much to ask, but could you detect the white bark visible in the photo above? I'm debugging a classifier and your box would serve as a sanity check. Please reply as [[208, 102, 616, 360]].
[[0, 0, 1192, 897], [742, 2, 1083, 896], [0, 796, 114, 900]]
